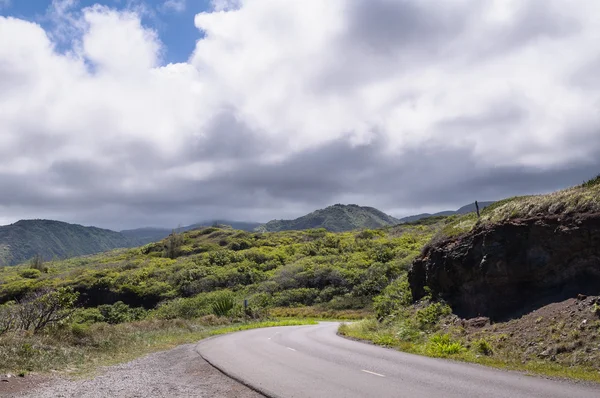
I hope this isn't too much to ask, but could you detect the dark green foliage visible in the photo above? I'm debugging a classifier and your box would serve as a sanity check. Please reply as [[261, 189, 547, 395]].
[[14, 288, 79, 333], [97, 301, 147, 324], [18, 269, 41, 279], [373, 276, 412, 319], [258, 204, 400, 232], [0, 220, 141, 266], [210, 291, 235, 317], [0, 223, 440, 322]]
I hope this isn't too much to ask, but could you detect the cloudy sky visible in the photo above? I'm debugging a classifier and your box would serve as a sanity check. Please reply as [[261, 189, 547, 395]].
[[0, 0, 599, 230]]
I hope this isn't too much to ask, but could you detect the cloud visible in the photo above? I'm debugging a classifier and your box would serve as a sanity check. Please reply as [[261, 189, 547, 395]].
[[162, 0, 185, 13], [0, 0, 599, 229]]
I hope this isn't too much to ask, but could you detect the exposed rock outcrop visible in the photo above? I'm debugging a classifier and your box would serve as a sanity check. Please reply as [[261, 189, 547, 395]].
[[409, 214, 600, 320]]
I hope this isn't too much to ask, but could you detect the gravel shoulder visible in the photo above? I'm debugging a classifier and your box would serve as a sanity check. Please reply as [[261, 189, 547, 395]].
[[3, 343, 264, 398]]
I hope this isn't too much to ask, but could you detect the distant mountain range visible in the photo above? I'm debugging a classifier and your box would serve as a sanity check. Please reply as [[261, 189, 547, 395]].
[[256, 204, 400, 233], [397, 201, 495, 223], [0, 220, 139, 266], [0, 202, 494, 266]]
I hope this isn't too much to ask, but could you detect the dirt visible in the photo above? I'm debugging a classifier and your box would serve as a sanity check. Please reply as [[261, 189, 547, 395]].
[[1, 343, 264, 398], [450, 295, 600, 370]]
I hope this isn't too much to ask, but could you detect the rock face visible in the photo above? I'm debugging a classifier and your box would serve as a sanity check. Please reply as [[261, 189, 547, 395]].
[[409, 214, 600, 320]]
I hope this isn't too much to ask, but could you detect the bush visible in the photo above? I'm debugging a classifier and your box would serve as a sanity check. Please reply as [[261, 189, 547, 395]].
[[0, 303, 17, 335], [427, 334, 464, 356], [415, 302, 451, 330], [373, 276, 412, 319], [475, 338, 493, 356], [273, 288, 319, 307], [16, 288, 79, 333], [210, 291, 235, 317], [97, 302, 146, 324], [19, 269, 41, 279]]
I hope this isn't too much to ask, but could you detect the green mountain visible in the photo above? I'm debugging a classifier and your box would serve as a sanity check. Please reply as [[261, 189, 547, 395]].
[[0, 220, 139, 266], [256, 204, 400, 232]]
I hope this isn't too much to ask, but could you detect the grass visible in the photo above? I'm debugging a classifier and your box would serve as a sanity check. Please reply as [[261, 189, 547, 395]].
[[0, 318, 316, 377], [338, 320, 600, 383]]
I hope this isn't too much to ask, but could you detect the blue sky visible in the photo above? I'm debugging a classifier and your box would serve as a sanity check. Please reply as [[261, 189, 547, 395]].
[[0, 0, 211, 63]]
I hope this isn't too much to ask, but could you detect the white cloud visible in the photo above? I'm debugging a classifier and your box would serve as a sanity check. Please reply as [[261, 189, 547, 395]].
[[163, 0, 185, 13], [0, 0, 600, 228]]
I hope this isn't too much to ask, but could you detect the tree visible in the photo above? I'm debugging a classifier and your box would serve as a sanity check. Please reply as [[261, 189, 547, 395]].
[[17, 288, 79, 333]]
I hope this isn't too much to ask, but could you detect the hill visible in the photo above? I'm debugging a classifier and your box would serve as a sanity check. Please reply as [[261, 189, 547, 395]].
[[121, 220, 261, 244], [0, 220, 139, 266], [257, 204, 400, 232], [397, 201, 495, 223]]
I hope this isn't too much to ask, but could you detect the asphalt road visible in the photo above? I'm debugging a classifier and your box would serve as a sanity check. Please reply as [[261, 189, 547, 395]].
[[196, 322, 599, 398]]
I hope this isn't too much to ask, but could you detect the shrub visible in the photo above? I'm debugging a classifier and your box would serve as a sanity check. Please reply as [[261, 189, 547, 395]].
[[98, 301, 146, 324], [475, 338, 493, 356], [16, 288, 79, 333], [0, 303, 17, 335], [373, 275, 412, 319], [273, 288, 319, 307], [19, 269, 41, 279], [427, 334, 464, 356], [210, 291, 235, 317], [415, 302, 452, 330]]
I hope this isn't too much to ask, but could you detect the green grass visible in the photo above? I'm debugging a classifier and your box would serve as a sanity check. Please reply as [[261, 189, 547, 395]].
[[339, 320, 600, 383], [0, 318, 316, 376]]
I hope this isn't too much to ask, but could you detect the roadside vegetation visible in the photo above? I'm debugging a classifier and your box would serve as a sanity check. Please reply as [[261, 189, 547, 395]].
[[1, 175, 599, 381], [0, 222, 439, 375]]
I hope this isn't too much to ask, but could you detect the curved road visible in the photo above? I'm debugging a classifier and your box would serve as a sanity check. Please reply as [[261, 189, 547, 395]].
[[196, 322, 598, 398]]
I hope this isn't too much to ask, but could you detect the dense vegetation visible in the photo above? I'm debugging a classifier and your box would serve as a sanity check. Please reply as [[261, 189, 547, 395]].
[[0, 222, 439, 375], [0, 223, 437, 312], [0, 220, 142, 267], [257, 204, 400, 232]]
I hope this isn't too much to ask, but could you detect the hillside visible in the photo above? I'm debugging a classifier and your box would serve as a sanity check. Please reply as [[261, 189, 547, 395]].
[[397, 201, 495, 223], [0, 220, 139, 266], [121, 220, 262, 244], [257, 204, 400, 232]]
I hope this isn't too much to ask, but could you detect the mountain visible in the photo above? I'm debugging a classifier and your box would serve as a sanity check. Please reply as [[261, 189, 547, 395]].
[[0, 219, 139, 266], [256, 204, 400, 232], [398, 201, 495, 223], [121, 220, 262, 244]]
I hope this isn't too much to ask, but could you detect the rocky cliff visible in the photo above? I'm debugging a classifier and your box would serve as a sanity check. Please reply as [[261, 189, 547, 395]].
[[409, 213, 600, 320]]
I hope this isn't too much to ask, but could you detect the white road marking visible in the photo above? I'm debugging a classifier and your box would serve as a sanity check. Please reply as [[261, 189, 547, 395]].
[[286, 347, 297, 352], [362, 370, 385, 377]]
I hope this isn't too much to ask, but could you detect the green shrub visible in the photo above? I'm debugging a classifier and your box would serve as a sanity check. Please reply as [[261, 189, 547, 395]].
[[475, 338, 493, 356], [98, 302, 146, 324], [210, 291, 235, 317], [72, 307, 105, 324], [427, 334, 464, 356], [19, 269, 41, 279], [373, 275, 412, 319], [415, 302, 451, 330], [273, 288, 319, 307]]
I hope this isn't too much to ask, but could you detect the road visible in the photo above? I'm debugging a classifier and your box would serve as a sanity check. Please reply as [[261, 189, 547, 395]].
[[196, 322, 599, 398]]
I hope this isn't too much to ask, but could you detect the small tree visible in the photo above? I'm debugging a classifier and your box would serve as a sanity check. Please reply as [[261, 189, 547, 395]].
[[17, 288, 79, 333], [164, 230, 183, 259], [0, 303, 17, 335], [30, 254, 47, 272]]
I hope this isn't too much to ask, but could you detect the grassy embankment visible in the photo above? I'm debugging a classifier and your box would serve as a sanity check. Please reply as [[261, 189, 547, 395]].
[[340, 176, 600, 383]]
